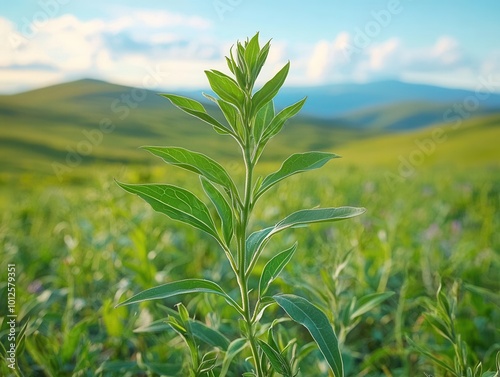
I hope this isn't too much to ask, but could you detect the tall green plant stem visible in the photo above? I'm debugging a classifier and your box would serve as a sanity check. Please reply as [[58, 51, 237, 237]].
[[234, 107, 263, 376]]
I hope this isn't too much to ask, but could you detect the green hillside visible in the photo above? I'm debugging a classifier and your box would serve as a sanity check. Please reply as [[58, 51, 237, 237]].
[[1, 79, 499, 183], [0, 79, 364, 177], [337, 112, 500, 171], [339, 101, 453, 131]]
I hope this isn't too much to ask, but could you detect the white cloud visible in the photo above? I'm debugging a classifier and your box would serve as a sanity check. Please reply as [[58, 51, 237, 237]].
[[431, 36, 460, 65], [367, 38, 400, 70], [307, 40, 330, 81], [481, 50, 500, 78], [298, 33, 485, 89], [0, 11, 218, 93], [0, 11, 496, 94], [0, 68, 66, 93], [306, 32, 352, 83], [400, 36, 464, 71]]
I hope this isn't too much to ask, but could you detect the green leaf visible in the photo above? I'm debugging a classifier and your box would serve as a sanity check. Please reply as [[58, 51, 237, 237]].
[[135, 315, 229, 350], [257, 152, 340, 198], [277, 207, 366, 229], [257, 340, 293, 376], [160, 94, 232, 135], [198, 351, 218, 373], [253, 101, 274, 142], [226, 56, 236, 74], [217, 99, 245, 139], [259, 243, 297, 297], [406, 337, 457, 376], [252, 62, 290, 115], [246, 207, 366, 266], [190, 321, 230, 350], [274, 294, 344, 377], [437, 287, 453, 318], [254, 40, 271, 82], [176, 302, 190, 323], [205, 70, 245, 109], [244, 33, 260, 76], [236, 43, 247, 73], [166, 317, 186, 335], [144, 361, 184, 376], [143, 146, 237, 194], [481, 368, 500, 377], [262, 97, 306, 142], [61, 319, 89, 363], [219, 338, 248, 377], [160, 93, 205, 112], [424, 314, 455, 343], [267, 327, 280, 352], [464, 283, 500, 308], [133, 319, 171, 333], [116, 278, 240, 313], [201, 177, 234, 245], [246, 226, 274, 265], [98, 361, 147, 374], [349, 292, 395, 320], [117, 182, 219, 239], [203, 91, 245, 138], [230, 46, 247, 89]]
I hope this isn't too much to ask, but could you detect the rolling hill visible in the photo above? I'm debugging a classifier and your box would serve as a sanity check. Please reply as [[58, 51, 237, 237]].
[[337, 112, 500, 170], [0, 79, 364, 177], [182, 79, 500, 121], [0, 78, 498, 181]]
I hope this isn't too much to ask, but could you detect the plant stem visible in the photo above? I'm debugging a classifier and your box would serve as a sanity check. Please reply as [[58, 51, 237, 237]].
[[235, 135, 264, 376]]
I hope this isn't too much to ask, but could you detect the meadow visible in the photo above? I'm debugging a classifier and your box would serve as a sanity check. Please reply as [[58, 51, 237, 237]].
[[1, 43, 499, 374], [0, 130, 499, 376]]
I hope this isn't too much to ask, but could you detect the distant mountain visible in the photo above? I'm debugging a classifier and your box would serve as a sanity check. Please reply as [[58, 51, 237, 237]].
[[180, 79, 500, 125], [275, 80, 500, 118]]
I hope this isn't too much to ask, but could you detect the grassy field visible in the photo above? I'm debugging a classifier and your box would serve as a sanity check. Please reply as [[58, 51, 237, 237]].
[[0, 92, 499, 375], [0, 76, 500, 377]]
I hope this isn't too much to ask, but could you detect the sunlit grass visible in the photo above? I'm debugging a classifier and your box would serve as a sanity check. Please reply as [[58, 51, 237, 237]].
[[1, 161, 498, 376]]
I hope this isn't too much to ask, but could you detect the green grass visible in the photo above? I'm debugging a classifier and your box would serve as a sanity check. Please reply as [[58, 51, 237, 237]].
[[337, 112, 500, 170], [0, 155, 498, 376]]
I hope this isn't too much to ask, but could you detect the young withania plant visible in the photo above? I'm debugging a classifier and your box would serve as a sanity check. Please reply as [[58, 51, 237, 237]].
[[116, 33, 365, 377]]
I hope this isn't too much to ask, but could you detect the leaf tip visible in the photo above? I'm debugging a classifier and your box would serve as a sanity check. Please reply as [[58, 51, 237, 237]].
[[114, 299, 129, 308]]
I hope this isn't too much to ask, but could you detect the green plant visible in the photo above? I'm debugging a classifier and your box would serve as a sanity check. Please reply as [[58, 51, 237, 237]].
[[115, 33, 365, 376], [408, 280, 500, 377]]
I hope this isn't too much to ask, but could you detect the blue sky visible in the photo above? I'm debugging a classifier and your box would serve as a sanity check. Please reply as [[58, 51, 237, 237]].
[[1, 0, 499, 93]]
